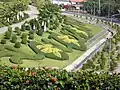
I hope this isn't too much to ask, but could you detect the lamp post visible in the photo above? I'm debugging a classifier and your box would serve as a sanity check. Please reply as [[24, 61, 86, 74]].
[[93, 2, 95, 16], [98, 0, 101, 16]]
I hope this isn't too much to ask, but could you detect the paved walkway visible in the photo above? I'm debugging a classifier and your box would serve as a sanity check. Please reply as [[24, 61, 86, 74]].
[[0, 5, 38, 34]]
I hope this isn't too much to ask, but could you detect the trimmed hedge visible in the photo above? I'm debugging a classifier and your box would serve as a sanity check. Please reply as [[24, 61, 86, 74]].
[[62, 25, 88, 39], [1, 39, 6, 44], [41, 38, 73, 53], [0, 45, 4, 51], [9, 56, 23, 64], [45, 51, 69, 60], [14, 42, 21, 48], [0, 51, 15, 58], [4, 45, 17, 52], [28, 41, 45, 59], [49, 32, 82, 50], [4, 31, 11, 39], [11, 34, 17, 43]]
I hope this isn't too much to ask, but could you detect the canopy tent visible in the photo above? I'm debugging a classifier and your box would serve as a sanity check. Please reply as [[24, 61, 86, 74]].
[[69, 0, 87, 2]]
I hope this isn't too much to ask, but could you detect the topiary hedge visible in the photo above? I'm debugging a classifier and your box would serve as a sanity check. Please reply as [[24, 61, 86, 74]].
[[49, 32, 82, 50], [0, 45, 4, 51], [4, 45, 17, 52], [41, 38, 73, 53], [11, 34, 17, 43], [9, 56, 23, 64], [36, 43, 69, 60], [28, 41, 45, 59], [4, 31, 11, 39], [45, 51, 69, 60], [14, 42, 21, 48], [1, 39, 6, 44]]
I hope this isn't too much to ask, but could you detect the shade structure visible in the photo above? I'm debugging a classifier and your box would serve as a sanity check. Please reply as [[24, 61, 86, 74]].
[[69, 0, 87, 2]]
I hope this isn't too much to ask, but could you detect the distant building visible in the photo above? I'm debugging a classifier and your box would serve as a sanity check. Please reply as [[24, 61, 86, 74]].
[[52, 0, 75, 5]]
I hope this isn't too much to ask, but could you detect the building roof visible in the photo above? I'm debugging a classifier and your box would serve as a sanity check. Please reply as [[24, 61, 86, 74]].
[[69, 0, 87, 2]]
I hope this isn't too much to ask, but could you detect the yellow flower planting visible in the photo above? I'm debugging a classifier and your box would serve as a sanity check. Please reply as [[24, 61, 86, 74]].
[[72, 27, 88, 37], [36, 44, 62, 58], [57, 35, 80, 47]]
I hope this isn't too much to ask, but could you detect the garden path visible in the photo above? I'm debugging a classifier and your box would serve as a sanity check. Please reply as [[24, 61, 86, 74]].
[[0, 5, 38, 34]]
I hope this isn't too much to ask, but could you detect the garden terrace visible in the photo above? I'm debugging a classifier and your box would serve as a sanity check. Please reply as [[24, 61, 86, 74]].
[[0, 14, 103, 68]]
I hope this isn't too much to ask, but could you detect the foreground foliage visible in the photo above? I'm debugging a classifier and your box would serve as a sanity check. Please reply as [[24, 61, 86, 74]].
[[0, 65, 120, 90]]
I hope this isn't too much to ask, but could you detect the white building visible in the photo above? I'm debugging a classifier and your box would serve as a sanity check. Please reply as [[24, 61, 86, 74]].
[[52, 0, 75, 5]]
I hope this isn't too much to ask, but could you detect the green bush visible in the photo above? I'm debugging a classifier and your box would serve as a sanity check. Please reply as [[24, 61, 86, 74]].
[[21, 33, 27, 39], [37, 29, 43, 36], [14, 42, 21, 48], [4, 31, 11, 39], [9, 56, 23, 64], [29, 30, 34, 34], [21, 24, 26, 31], [1, 39, 6, 44], [8, 27, 12, 32], [21, 38, 27, 44], [11, 34, 17, 43], [16, 29, 21, 36], [29, 34, 34, 40], [15, 27, 20, 32]]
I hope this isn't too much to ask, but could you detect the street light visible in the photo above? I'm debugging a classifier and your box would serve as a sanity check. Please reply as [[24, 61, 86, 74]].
[[98, 0, 101, 16], [93, 2, 95, 16]]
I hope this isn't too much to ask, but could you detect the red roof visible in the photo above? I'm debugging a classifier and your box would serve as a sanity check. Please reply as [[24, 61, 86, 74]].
[[69, 0, 87, 2]]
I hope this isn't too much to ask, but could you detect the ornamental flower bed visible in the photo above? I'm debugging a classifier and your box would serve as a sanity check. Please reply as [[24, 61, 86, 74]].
[[0, 65, 120, 90]]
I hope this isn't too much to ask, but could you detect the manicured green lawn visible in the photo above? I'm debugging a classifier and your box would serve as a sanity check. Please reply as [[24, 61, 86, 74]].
[[84, 24, 103, 35]]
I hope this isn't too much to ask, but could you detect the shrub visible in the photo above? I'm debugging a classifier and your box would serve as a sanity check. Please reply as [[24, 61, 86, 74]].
[[29, 34, 34, 40], [21, 33, 27, 39], [15, 27, 20, 31], [11, 35, 17, 43], [29, 30, 34, 34], [9, 56, 23, 64], [8, 27, 12, 32], [16, 29, 21, 36], [21, 24, 26, 31], [21, 38, 27, 44], [14, 42, 21, 48], [37, 29, 43, 36], [1, 39, 6, 44], [5, 31, 11, 39]]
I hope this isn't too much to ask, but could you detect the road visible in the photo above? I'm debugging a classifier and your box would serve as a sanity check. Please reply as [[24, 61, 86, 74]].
[[0, 5, 38, 34], [62, 11, 120, 24]]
